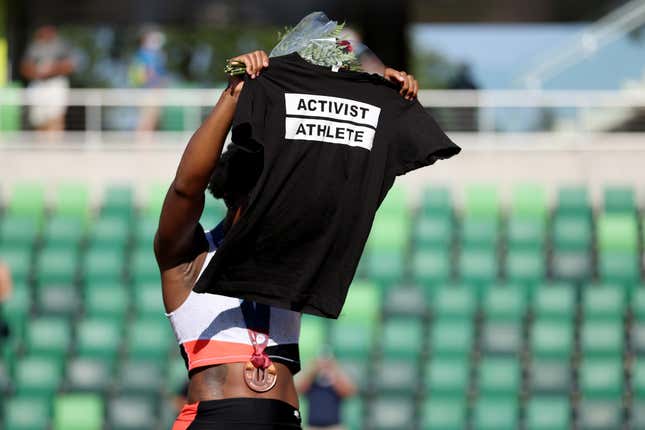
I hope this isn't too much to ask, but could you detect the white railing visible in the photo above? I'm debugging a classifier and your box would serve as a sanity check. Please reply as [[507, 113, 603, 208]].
[[1, 87, 645, 140]]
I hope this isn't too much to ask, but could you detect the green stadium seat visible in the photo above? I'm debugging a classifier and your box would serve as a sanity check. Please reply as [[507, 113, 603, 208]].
[[505, 248, 545, 285], [415, 214, 453, 250], [126, 318, 172, 359], [580, 358, 623, 398], [108, 395, 156, 430], [511, 183, 547, 219], [368, 395, 415, 430], [458, 248, 497, 287], [134, 215, 158, 252], [631, 323, 645, 353], [633, 289, 645, 322], [337, 357, 368, 394], [89, 216, 129, 249], [342, 398, 363, 430], [133, 281, 165, 317], [603, 186, 635, 214], [412, 248, 451, 287], [526, 396, 570, 430], [556, 186, 590, 217], [101, 184, 135, 219], [599, 252, 640, 286], [464, 184, 499, 219], [551, 249, 591, 283], [76, 318, 121, 360], [374, 358, 420, 393], [552, 214, 592, 250], [431, 318, 474, 358], [54, 183, 90, 219], [597, 214, 638, 253], [482, 285, 525, 322], [26, 316, 72, 358], [421, 397, 466, 430], [461, 218, 499, 249], [507, 217, 546, 250], [36, 247, 78, 284], [432, 286, 477, 319], [478, 357, 520, 397], [581, 319, 624, 358], [366, 249, 405, 286], [631, 401, 645, 430], [533, 284, 575, 320], [426, 356, 469, 397], [83, 247, 124, 283], [382, 286, 427, 317], [117, 359, 164, 395], [53, 393, 103, 430], [167, 356, 188, 394], [529, 359, 571, 394], [577, 399, 622, 430], [14, 355, 63, 397], [330, 322, 368, 358], [8, 182, 45, 220], [298, 315, 326, 367], [420, 186, 453, 217], [36, 284, 80, 316], [583, 285, 626, 320], [481, 321, 521, 355], [43, 215, 85, 247], [472, 396, 518, 430], [378, 185, 408, 217], [632, 359, 645, 399], [84, 283, 128, 319], [338, 280, 380, 325], [65, 357, 113, 392], [381, 317, 424, 358], [3, 280, 30, 323], [145, 183, 169, 218], [130, 248, 159, 284], [0, 215, 39, 246], [368, 215, 409, 251], [3, 395, 52, 430], [0, 244, 31, 283], [531, 319, 574, 359]]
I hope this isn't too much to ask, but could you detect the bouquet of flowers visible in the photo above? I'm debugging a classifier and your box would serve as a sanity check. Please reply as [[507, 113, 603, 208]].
[[224, 12, 362, 76]]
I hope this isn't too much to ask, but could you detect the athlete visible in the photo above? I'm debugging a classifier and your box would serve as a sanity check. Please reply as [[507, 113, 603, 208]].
[[155, 50, 419, 429]]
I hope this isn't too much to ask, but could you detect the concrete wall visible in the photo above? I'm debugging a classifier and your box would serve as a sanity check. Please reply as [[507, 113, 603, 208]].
[[0, 131, 642, 210]]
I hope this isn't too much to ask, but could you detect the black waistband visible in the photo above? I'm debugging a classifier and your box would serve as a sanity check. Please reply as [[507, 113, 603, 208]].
[[192, 398, 301, 428]]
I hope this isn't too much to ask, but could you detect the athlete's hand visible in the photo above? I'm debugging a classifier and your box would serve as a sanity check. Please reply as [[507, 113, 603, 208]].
[[230, 50, 269, 79], [384, 68, 418, 101], [226, 50, 269, 98]]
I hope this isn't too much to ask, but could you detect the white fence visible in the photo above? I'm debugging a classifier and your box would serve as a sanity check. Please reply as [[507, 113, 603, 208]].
[[1, 88, 645, 140]]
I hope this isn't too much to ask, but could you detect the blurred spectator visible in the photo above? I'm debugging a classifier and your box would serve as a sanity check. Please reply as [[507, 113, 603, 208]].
[[129, 27, 168, 132], [297, 353, 357, 430], [449, 63, 478, 90], [0, 260, 12, 341], [21, 25, 75, 132]]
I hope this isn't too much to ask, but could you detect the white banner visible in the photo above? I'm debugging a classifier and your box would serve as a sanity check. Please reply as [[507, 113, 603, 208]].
[[285, 117, 376, 150], [284, 93, 381, 128]]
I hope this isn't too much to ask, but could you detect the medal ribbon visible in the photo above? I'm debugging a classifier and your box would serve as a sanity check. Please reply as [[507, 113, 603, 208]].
[[240, 300, 273, 370]]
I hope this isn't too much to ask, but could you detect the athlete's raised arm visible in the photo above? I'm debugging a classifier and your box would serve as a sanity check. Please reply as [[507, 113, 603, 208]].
[[154, 50, 269, 269]]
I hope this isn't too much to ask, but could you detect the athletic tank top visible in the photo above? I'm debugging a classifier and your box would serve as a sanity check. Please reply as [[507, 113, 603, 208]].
[[166, 223, 302, 374]]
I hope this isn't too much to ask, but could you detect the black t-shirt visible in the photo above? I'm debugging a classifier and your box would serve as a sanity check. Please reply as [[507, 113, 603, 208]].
[[194, 52, 461, 318]]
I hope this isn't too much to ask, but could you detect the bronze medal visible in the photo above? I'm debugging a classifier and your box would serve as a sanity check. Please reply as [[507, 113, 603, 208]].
[[244, 361, 278, 392]]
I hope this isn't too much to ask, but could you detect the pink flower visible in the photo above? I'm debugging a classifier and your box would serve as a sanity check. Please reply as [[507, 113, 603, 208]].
[[338, 40, 353, 53]]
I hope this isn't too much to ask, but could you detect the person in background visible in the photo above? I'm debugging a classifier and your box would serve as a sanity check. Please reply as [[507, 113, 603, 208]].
[[20, 25, 75, 132], [0, 260, 13, 341], [296, 351, 357, 430], [129, 27, 168, 132]]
